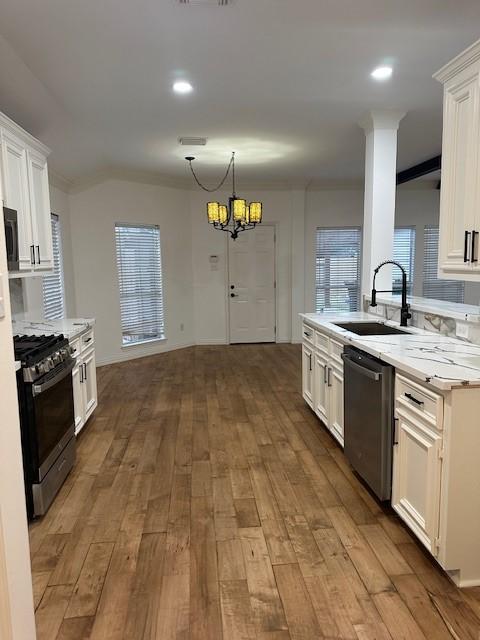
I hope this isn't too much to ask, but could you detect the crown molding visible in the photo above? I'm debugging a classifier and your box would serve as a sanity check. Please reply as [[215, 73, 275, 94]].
[[434, 38, 480, 84], [48, 169, 74, 193], [68, 168, 191, 194]]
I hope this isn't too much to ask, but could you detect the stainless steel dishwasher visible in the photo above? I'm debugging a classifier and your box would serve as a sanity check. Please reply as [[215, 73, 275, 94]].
[[341, 346, 394, 501]]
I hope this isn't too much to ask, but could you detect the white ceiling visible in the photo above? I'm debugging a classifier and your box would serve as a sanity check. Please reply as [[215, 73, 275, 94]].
[[1, 0, 479, 184]]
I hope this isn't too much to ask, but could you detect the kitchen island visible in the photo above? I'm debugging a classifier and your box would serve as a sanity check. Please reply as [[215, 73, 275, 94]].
[[301, 311, 480, 588]]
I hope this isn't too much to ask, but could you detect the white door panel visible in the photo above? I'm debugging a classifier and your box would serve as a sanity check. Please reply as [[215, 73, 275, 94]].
[[228, 226, 275, 343]]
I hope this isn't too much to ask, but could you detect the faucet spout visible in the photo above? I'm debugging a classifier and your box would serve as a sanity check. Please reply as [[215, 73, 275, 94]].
[[370, 260, 412, 327]]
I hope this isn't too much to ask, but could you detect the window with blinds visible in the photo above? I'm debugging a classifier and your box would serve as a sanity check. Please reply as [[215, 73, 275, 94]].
[[115, 223, 165, 346], [315, 227, 362, 313], [423, 226, 465, 303], [393, 227, 416, 295], [43, 214, 65, 320]]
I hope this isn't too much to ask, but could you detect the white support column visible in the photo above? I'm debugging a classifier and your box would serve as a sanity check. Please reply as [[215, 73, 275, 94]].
[[359, 110, 406, 302]]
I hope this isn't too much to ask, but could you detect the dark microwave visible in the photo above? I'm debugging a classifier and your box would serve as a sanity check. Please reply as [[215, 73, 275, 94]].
[[3, 207, 19, 271]]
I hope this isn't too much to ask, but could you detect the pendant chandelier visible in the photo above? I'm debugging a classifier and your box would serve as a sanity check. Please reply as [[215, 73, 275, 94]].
[[185, 152, 263, 240]]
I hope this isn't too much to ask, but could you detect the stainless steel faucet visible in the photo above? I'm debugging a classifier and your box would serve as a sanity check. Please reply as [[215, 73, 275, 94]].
[[370, 260, 412, 327]]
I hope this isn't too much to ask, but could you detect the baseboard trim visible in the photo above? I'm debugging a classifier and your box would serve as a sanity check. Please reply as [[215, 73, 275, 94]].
[[96, 341, 195, 366]]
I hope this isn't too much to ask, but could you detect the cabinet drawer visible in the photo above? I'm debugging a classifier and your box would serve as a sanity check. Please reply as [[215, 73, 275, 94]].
[[80, 329, 94, 353], [396, 374, 443, 430], [315, 330, 329, 354], [329, 338, 344, 366], [69, 337, 81, 360], [302, 323, 314, 345]]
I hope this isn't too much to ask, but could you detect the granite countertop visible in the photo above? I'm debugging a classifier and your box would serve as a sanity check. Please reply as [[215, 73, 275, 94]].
[[301, 312, 480, 391], [12, 318, 95, 341], [363, 293, 480, 323]]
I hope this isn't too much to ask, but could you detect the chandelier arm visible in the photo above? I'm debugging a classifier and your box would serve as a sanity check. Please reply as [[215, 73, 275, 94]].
[[187, 154, 234, 193]]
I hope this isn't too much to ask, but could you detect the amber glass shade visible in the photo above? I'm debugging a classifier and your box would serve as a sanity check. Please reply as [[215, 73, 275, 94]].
[[249, 202, 262, 223], [207, 202, 220, 224], [219, 205, 228, 225], [233, 199, 247, 222]]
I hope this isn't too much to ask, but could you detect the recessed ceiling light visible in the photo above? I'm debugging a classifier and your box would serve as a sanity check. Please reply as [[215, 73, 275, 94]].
[[173, 81, 193, 94], [371, 66, 393, 80]]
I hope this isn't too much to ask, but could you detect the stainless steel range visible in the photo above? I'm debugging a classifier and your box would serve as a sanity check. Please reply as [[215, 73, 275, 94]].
[[14, 334, 76, 519]]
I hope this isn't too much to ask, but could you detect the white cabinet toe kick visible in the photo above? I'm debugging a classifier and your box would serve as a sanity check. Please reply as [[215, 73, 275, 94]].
[[302, 319, 480, 587]]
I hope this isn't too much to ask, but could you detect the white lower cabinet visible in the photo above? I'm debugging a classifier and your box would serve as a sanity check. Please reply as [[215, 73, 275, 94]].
[[313, 351, 328, 424], [392, 409, 443, 555], [71, 332, 98, 436], [302, 343, 314, 408], [303, 322, 344, 446], [328, 364, 344, 446]]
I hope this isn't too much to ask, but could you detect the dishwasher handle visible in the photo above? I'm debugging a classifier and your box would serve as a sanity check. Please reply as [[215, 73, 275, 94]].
[[341, 353, 382, 382]]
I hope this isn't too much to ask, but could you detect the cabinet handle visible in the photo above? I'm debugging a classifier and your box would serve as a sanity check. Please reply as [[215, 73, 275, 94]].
[[36, 245, 41, 265], [83, 362, 87, 381], [84, 337, 92, 344], [309, 353, 312, 371], [30, 245, 35, 265], [404, 392, 424, 406], [327, 367, 332, 387], [324, 364, 328, 384], [464, 230, 471, 263], [303, 331, 311, 338], [79, 364, 83, 383], [472, 231, 478, 264], [393, 417, 399, 445]]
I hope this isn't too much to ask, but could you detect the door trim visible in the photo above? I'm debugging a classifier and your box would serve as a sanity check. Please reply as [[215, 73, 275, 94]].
[[226, 222, 278, 344]]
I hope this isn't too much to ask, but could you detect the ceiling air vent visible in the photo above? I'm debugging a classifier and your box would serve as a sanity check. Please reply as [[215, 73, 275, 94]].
[[179, 137, 208, 146], [177, 0, 234, 6]]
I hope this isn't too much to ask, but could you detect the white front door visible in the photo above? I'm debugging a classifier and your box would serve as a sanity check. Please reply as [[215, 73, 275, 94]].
[[228, 226, 276, 343]]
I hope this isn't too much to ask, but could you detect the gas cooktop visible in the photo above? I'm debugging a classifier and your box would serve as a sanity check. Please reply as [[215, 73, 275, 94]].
[[14, 334, 69, 366]]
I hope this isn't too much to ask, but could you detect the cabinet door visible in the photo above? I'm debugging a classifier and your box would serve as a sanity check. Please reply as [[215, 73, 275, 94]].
[[302, 344, 314, 408], [1, 130, 33, 270], [82, 347, 98, 421], [26, 149, 53, 271], [72, 362, 85, 436], [392, 411, 442, 555], [438, 71, 480, 277], [313, 351, 329, 424], [328, 364, 344, 447]]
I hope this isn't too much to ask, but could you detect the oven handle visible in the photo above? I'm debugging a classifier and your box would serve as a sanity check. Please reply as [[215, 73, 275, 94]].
[[32, 359, 76, 396], [341, 353, 381, 382]]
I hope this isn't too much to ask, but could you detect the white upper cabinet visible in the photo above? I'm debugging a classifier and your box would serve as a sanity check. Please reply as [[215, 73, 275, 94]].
[[27, 149, 53, 271], [434, 39, 480, 280], [0, 112, 53, 275]]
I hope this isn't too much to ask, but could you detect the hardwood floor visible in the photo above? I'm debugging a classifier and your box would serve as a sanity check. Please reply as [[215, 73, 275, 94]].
[[29, 344, 480, 639]]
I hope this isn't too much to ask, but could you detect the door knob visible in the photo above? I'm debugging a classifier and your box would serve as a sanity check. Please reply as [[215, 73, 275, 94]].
[[230, 285, 235, 290], [230, 293, 238, 298]]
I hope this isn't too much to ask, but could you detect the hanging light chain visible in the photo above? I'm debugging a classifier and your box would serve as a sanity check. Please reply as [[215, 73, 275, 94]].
[[186, 153, 235, 193]]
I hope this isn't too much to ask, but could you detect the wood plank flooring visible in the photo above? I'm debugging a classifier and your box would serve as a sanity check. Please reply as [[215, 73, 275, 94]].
[[29, 344, 480, 639]]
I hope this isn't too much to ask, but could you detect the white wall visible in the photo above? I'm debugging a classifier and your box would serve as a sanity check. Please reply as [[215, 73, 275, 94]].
[[68, 179, 194, 365]]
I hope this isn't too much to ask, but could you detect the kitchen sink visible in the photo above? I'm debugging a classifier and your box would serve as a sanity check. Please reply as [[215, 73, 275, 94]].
[[332, 321, 411, 336]]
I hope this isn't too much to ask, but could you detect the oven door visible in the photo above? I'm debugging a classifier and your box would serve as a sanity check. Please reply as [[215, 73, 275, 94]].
[[31, 360, 75, 480]]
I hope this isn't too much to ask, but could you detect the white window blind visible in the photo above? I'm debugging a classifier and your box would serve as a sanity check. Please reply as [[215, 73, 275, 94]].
[[115, 223, 165, 346], [315, 227, 362, 313], [393, 227, 416, 295], [43, 214, 65, 320], [423, 226, 464, 303]]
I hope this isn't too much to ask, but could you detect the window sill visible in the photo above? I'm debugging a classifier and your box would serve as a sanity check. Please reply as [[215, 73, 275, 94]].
[[121, 335, 166, 349]]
